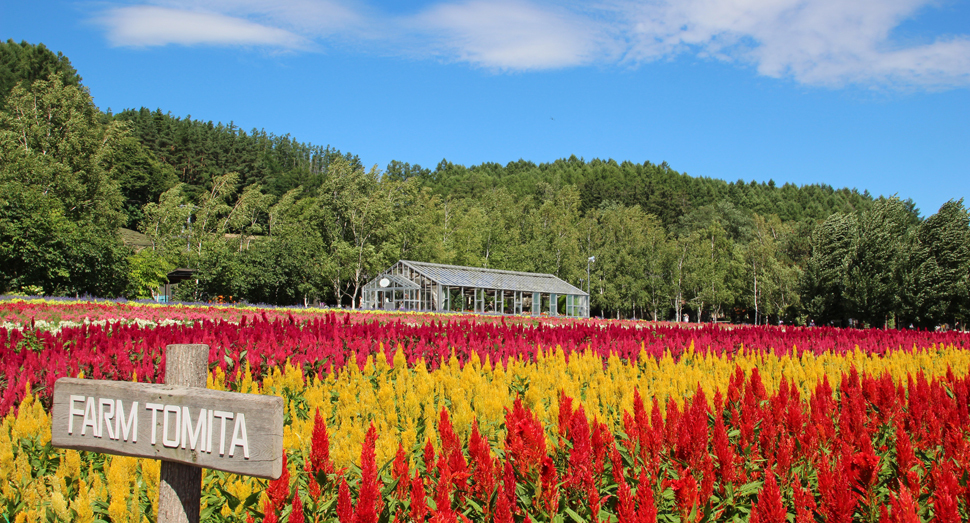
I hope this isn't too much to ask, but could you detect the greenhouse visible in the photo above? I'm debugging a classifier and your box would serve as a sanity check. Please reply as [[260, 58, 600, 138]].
[[361, 260, 589, 317]]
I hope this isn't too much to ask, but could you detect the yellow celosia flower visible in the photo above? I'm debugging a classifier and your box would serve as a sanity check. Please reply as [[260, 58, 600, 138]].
[[11, 388, 51, 445], [106, 455, 137, 523], [70, 479, 95, 523], [50, 490, 70, 521], [0, 419, 14, 482]]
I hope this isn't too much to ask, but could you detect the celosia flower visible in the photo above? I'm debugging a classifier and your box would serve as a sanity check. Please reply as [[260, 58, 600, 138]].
[[712, 398, 735, 486], [754, 470, 787, 523], [262, 497, 278, 523], [886, 485, 920, 523], [504, 398, 546, 478], [817, 450, 857, 523], [354, 424, 382, 523], [337, 477, 353, 523], [391, 443, 410, 499], [671, 471, 698, 521], [850, 444, 880, 490], [410, 471, 428, 521], [636, 468, 658, 523], [793, 484, 817, 523], [307, 408, 335, 481], [539, 455, 559, 515], [493, 478, 514, 523], [467, 420, 495, 502], [289, 485, 304, 523], [615, 476, 635, 523], [266, 454, 290, 513], [423, 438, 436, 476]]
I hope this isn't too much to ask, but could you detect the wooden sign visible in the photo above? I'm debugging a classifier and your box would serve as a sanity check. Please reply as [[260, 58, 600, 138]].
[[52, 378, 284, 479]]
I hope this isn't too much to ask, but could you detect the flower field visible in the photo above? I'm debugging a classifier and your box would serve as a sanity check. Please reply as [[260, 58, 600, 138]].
[[2, 299, 970, 522]]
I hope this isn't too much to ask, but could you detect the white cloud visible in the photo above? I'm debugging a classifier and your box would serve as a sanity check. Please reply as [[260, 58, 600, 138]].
[[93, 0, 970, 88], [99, 6, 310, 48], [410, 1, 610, 70], [618, 0, 970, 88], [166, 0, 366, 36]]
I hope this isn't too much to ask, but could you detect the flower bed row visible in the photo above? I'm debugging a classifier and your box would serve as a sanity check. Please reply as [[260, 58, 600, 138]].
[[0, 299, 592, 329], [3, 301, 969, 416], [3, 349, 970, 522]]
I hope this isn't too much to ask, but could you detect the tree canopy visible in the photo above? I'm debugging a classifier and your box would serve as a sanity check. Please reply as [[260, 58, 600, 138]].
[[2, 41, 967, 330]]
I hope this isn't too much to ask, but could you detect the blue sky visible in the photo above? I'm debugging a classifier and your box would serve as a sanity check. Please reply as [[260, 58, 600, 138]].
[[4, 0, 969, 217]]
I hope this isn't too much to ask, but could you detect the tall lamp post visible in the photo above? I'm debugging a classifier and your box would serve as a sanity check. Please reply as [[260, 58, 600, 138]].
[[587, 256, 595, 317]]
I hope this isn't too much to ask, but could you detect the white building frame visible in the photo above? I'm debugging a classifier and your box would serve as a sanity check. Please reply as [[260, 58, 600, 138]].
[[361, 260, 589, 317]]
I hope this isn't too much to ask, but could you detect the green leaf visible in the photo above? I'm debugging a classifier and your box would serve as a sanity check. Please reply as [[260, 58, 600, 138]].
[[735, 480, 763, 497], [564, 507, 585, 523]]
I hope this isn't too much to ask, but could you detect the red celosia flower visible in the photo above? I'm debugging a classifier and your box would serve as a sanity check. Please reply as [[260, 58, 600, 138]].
[[307, 408, 335, 478], [354, 424, 382, 523], [886, 485, 920, 523], [817, 450, 857, 523], [671, 471, 698, 521], [933, 490, 959, 522], [748, 502, 759, 523], [434, 454, 453, 517], [636, 468, 658, 523], [712, 404, 735, 486], [775, 434, 793, 481], [850, 444, 880, 490], [410, 472, 428, 522], [591, 420, 611, 478], [438, 408, 461, 462], [502, 459, 517, 515], [793, 484, 817, 523], [504, 398, 547, 478], [558, 391, 574, 442], [539, 455, 559, 515], [664, 397, 681, 452], [615, 477, 635, 523], [266, 454, 290, 513], [392, 443, 410, 499], [493, 478, 514, 523], [263, 499, 279, 523], [337, 477, 353, 523], [566, 405, 593, 494], [896, 421, 919, 490], [931, 462, 960, 522], [754, 470, 787, 523], [423, 438, 436, 475], [306, 477, 320, 500], [698, 454, 715, 507], [289, 485, 304, 523], [467, 420, 496, 502], [609, 446, 625, 486], [633, 388, 649, 436]]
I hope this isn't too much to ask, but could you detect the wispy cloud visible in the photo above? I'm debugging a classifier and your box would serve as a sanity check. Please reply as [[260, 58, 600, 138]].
[[93, 0, 970, 88], [617, 0, 970, 88], [99, 6, 310, 48], [408, 1, 611, 70]]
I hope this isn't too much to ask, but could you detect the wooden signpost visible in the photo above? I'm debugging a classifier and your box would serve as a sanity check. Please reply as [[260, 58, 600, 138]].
[[51, 344, 284, 523]]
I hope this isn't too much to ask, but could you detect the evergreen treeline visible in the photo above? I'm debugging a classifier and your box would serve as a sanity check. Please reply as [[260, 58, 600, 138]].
[[1, 40, 967, 329]]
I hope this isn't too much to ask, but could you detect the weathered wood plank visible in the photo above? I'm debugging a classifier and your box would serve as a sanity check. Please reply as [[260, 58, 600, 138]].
[[159, 343, 207, 523], [51, 378, 284, 479]]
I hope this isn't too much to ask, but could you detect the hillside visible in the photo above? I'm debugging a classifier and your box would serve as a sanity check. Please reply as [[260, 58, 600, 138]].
[[1, 40, 967, 329]]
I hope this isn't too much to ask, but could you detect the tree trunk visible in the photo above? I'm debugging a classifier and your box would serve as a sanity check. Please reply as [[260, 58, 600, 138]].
[[753, 262, 759, 325]]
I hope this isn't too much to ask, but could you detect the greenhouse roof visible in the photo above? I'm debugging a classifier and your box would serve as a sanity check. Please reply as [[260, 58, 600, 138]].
[[399, 260, 587, 296]]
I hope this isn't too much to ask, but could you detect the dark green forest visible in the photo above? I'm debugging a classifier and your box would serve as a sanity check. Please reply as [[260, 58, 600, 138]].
[[1, 40, 968, 329]]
